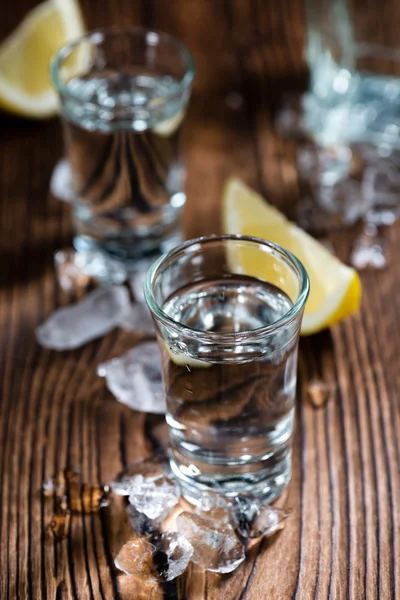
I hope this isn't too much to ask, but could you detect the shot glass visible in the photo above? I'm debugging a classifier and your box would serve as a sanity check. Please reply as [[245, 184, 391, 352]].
[[144, 234, 309, 502], [301, 0, 400, 226], [51, 27, 195, 262]]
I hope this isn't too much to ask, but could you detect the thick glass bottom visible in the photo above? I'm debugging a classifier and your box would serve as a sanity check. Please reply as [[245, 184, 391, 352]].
[[169, 447, 292, 505], [73, 211, 182, 262]]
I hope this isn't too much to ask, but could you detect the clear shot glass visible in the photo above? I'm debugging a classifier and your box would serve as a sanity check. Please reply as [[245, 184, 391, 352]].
[[300, 0, 400, 227], [144, 234, 309, 503], [51, 27, 195, 262]]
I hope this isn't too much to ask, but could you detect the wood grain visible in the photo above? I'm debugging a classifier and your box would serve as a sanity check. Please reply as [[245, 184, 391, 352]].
[[0, 0, 399, 598]]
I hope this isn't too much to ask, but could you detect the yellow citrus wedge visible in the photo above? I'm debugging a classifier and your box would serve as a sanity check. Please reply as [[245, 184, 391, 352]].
[[153, 110, 184, 137], [164, 343, 212, 368], [222, 178, 362, 335], [0, 0, 85, 118]]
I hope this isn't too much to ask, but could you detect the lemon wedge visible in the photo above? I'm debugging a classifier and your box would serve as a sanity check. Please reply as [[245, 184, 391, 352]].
[[222, 178, 362, 335], [153, 110, 184, 137], [164, 343, 212, 368], [0, 0, 85, 118]]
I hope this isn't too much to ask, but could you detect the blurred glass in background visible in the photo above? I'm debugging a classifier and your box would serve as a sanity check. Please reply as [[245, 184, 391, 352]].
[[286, 0, 400, 230], [51, 28, 195, 265]]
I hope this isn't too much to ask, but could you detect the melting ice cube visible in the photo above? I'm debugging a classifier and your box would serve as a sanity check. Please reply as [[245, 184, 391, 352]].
[[176, 511, 245, 574], [50, 159, 74, 202], [194, 491, 232, 524], [350, 225, 388, 270], [117, 302, 154, 335], [114, 532, 193, 583], [97, 342, 166, 414], [232, 496, 289, 539], [36, 285, 130, 350], [111, 456, 166, 496], [128, 474, 181, 520], [54, 249, 127, 291]]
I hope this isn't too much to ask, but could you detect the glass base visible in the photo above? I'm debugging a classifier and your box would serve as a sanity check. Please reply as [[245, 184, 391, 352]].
[[73, 220, 182, 263], [169, 450, 292, 505]]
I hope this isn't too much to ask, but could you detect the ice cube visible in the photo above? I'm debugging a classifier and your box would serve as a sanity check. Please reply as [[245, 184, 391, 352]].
[[232, 496, 289, 539], [360, 159, 400, 225], [42, 477, 55, 496], [54, 249, 127, 291], [50, 159, 74, 202], [307, 379, 336, 408], [97, 342, 166, 414], [126, 504, 161, 535], [114, 535, 157, 580], [114, 532, 193, 583], [275, 103, 305, 139], [365, 206, 399, 226], [128, 474, 181, 520], [194, 491, 232, 524], [128, 257, 155, 303], [362, 161, 400, 202], [36, 285, 130, 350], [111, 456, 166, 496], [151, 531, 194, 582], [117, 302, 154, 335], [350, 226, 388, 270], [176, 511, 245, 574], [54, 250, 91, 292], [297, 144, 373, 228]]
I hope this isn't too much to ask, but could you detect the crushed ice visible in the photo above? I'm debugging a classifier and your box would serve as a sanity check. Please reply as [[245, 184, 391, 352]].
[[128, 257, 155, 303], [97, 342, 166, 414], [36, 285, 130, 350], [110, 464, 290, 581], [350, 224, 388, 270], [111, 456, 165, 496], [117, 302, 154, 335], [54, 249, 127, 291], [50, 159, 74, 202], [231, 496, 289, 539], [128, 474, 181, 520], [176, 511, 245, 574], [114, 532, 193, 583]]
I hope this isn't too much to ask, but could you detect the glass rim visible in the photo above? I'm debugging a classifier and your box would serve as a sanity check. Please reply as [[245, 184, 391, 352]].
[[50, 26, 196, 104], [144, 234, 310, 342]]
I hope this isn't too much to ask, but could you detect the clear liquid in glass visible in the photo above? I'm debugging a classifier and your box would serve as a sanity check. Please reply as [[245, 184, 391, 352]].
[[61, 72, 186, 259], [160, 275, 298, 501]]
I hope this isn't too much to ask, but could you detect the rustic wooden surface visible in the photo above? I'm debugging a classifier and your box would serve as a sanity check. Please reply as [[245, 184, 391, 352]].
[[0, 0, 399, 598]]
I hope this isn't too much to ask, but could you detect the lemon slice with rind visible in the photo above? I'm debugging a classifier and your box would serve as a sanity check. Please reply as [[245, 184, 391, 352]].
[[153, 110, 184, 137], [222, 178, 362, 335], [164, 343, 212, 368], [0, 0, 85, 118]]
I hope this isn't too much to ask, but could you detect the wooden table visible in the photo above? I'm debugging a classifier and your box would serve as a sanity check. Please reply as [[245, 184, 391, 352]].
[[1, 1, 399, 598]]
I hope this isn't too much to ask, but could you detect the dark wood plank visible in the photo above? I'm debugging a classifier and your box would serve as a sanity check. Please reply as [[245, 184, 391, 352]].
[[0, 0, 399, 598]]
